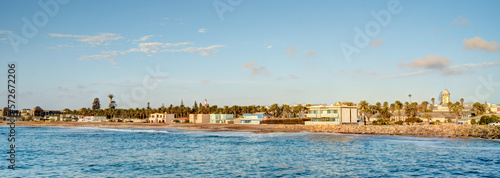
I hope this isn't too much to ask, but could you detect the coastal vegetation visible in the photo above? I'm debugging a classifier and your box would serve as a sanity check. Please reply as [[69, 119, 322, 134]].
[[63, 96, 307, 120]]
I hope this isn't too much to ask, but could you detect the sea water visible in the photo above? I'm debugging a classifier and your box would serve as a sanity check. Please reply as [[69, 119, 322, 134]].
[[1, 126, 499, 177]]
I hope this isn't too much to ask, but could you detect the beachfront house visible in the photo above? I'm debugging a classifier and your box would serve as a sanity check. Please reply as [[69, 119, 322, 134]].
[[148, 113, 175, 123], [210, 114, 234, 123], [240, 113, 270, 124], [189, 114, 210, 123], [304, 104, 359, 125]]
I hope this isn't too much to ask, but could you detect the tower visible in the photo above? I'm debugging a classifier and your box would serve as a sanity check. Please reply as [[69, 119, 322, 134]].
[[441, 89, 450, 104], [204, 99, 207, 107]]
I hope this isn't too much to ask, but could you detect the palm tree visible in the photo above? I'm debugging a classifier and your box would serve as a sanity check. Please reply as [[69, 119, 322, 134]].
[[452, 101, 463, 124], [431, 98, 435, 112], [460, 98, 464, 107], [358, 101, 368, 122], [395, 100, 403, 121], [421, 101, 428, 113], [380, 107, 391, 119], [108, 94, 114, 108], [270, 103, 280, 118], [408, 94, 412, 103], [376, 102, 382, 113]]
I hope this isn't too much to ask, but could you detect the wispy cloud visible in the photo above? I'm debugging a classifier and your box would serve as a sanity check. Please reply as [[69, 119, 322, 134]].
[[49, 33, 123, 45], [463, 36, 500, 52], [277, 74, 298, 80], [379, 60, 500, 79], [307, 50, 316, 56], [198, 28, 207, 33], [243, 61, 270, 77], [79, 54, 116, 65], [242, 61, 256, 68], [134, 35, 154, 42], [182, 45, 224, 56], [453, 15, 469, 25], [129, 42, 194, 54], [267, 45, 273, 49], [400, 54, 450, 69], [0, 30, 12, 34], [377, 70, 432, 79], [251, 66, 270, 76]]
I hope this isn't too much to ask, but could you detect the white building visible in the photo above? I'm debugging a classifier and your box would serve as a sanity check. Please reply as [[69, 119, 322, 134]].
[[210, 114, 234, 123], [148, 113, 175, 123], [304, 104, 359, 125], [189, 114, 210, 123]]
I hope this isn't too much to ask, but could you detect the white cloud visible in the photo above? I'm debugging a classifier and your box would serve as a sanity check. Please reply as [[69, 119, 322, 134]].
[[182, 45, 224, 56], [0, 38, 7, 41], [372, 38, 384, 47], [463, 37, 500, 52], [102, 50, 127, 56], [198, 28, 207, 33], [128, 42, 194, 54], [134, 35, 154, 42], [453, 15, 469, 25], [267, 45, 273, 49], [129, 42, 164, 54], [49, 33, 123, 45], [402, 54, 450, 69], [0, 30, 12, 34], [79, 54, 115, 62], [242, 61, 257, 68], [163, 42, 194, 47]]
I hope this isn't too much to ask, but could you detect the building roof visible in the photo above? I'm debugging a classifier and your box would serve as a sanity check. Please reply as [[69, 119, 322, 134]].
[[442, 89, 450, 95]]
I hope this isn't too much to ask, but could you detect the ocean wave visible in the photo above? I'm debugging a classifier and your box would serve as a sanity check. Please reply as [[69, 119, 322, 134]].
[[96, 128, 170, 134]]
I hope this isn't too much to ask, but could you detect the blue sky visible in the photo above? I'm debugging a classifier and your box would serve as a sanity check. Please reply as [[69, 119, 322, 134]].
[[1, 0, 500, 110]]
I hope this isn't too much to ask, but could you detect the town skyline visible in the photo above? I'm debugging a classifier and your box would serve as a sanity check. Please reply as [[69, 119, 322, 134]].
[[1, 0, 500, 110]]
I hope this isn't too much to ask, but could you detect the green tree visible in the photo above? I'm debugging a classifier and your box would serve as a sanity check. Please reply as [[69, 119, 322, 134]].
[[473, 102, 486, 116], [422, 101, 428, 112], [92, 98, 100, 110], [108, 94, 115, 109]]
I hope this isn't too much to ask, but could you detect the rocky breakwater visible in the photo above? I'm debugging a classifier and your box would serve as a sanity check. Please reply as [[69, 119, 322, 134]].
[[278, 124, 500, 139]]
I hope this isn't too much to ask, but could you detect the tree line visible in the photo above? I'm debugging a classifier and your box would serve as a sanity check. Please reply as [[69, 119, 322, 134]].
[[64, 95, 307, 119]]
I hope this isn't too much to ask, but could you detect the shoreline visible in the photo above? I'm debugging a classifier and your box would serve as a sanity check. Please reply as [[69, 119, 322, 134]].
[[1, 121, 499, 139]]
